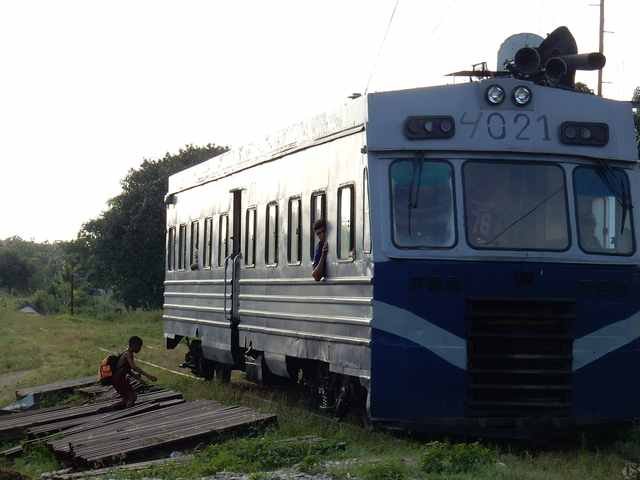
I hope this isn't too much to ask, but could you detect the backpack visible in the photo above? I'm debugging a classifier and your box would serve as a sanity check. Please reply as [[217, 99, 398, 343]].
[[98, 354, 120, 385]]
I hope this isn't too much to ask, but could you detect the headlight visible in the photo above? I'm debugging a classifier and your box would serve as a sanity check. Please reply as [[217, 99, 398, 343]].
[[564, 125, 577, 140], [439, 118, 453, 133], [580, 127, 592, 140], [512, 86, 532, 106], [485, 85, 505, 105]]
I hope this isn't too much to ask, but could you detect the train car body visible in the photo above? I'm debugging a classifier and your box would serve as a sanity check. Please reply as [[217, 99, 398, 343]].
[[164, 67, 639, 434]]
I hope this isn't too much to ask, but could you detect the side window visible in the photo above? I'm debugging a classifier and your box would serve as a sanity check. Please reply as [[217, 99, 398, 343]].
[[363, 168, 371, 253], [217, 214, 229, 267], [190, 220, 200, 267], [338, 185, 355, 260], [288, 197, 302, 264], [266, 202, 279, 265], [178, 224, 187, 270], [167, 227, 176, 271], [203, 217, 213, 268], [245, 208, 256, 267], [574, 166, 634, 255], [310, 191, 326, 259]]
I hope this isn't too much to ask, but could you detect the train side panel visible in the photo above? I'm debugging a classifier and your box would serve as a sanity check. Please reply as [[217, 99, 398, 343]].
[[164, 131, 374, 379]]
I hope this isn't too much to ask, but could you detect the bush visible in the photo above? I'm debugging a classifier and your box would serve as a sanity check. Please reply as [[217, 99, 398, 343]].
[[77, 292, 124, 321], [28, 289, 63, 315], [356, 460, 409, 480], [420, 440, 495, 474]]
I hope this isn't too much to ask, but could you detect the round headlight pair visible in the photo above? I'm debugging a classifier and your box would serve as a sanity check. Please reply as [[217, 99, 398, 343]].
[[485, 85, 532, 106]]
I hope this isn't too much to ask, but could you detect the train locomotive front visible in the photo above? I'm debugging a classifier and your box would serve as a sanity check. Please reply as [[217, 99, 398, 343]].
[[365, 46, 639, 433]]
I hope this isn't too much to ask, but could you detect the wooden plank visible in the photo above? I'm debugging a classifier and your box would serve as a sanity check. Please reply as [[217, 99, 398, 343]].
[[42, 455, 193, 479], [16, 376, 97, 399], [68, 403, 276, 465], [47, 401, 221, 454], [0, 389, 183, 441], [27, 398, 183, 438], [0, 444, 22, 457]]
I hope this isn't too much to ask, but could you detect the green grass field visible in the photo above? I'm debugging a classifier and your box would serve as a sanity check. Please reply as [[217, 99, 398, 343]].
[[1, 295, 640, 480]]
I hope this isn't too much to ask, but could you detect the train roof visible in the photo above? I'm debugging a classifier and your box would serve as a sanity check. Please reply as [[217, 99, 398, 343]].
[[168, 97, 366, 196], [168, 81, 638, 196]]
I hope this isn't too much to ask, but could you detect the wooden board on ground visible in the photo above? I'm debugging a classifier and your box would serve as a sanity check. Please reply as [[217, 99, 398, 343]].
[[47, 400, 276, 466], [0, 389, 183, 441], [41, 454, 193, 479], [15, 376, 98, 400]]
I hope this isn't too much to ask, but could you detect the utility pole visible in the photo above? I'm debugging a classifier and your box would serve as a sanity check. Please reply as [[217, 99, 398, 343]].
[[70, 271, 75, 316], [597, 0, 604, 96]]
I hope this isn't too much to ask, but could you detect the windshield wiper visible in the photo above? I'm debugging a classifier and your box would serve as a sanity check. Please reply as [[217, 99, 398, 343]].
[[407, 156, 423, 236], [483, 186, 565, 246]]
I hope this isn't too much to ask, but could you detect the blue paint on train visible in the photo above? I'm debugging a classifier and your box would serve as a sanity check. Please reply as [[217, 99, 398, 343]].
[[370, 259, 640, 423], [370, 328, 467, 419], [573, 336, 640, 420]]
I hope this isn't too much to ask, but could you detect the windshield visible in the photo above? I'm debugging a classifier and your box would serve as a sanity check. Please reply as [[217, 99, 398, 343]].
[[389, 159, 455, 248], [463, 162, 569, 250], [574, 166, 634, 255]]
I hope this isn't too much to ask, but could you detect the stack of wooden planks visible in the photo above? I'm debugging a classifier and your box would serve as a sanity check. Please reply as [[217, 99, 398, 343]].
[[0, 376, 277, 469], [50, 400, 276, 466], [0, 388, 183, 442]]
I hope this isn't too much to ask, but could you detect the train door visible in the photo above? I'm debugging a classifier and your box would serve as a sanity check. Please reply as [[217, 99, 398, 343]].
[[226, 189, 242, 364]]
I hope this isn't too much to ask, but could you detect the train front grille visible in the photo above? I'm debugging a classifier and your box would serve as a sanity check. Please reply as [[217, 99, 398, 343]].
[[466, 298, 575, 417]]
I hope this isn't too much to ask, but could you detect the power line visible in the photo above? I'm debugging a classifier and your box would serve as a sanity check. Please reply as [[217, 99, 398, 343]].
[[598, 0, 604, 96], [364, 0, 401, 95]]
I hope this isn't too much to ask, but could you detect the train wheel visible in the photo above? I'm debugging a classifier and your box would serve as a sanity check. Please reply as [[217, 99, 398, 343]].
[[215, 364, 232, 383], [199, 358, 216, 380]]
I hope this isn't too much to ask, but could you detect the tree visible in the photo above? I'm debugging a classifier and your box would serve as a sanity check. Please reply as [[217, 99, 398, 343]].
[[633, 108, 640, 156], [0, 250, 34, 294], [574, 82, 594, 94], [77, 144, 228, 309]]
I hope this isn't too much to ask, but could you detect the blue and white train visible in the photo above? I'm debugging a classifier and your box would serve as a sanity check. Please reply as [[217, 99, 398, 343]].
[[163, 27, 640, 434]]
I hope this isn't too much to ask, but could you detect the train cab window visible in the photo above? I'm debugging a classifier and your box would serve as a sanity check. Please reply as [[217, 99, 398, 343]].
[[288, 197, 302, 264], [338, 185, 355, 259], [167, 227, 176, 271], [190, 220, 199, 268], [217, 214, 229, 267], [574, 166, 634, 255], [363, 168, 371, 253], [266, 202, 279, 265], [245, 208, 256, 267], [203, 217, 213, 268], [178, 224, 187, 270], [310, 192, 326, 259], [390, 160, 455, 248], [463, 162, 568, 250]]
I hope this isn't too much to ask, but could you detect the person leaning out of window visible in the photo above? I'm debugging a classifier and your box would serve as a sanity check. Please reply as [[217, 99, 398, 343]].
[[312, 219, 328, 281]]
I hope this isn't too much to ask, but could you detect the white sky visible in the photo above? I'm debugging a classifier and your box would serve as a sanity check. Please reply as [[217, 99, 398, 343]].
[[0, 0, 638, 242]]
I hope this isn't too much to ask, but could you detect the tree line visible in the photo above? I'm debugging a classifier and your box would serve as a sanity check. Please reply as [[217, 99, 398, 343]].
[[1, 104, 639, 315], [0, 144, 227, 314]]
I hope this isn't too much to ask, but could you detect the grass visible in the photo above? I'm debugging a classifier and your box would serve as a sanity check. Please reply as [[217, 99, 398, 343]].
[[0, 293, 639, 480], [123, 434, 347, 479]]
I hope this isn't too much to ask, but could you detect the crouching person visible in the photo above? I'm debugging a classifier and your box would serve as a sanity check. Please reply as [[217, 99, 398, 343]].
[[113, 335, 157, 408]]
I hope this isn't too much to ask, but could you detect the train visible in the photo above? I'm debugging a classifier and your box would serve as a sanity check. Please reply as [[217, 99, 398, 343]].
[[162, 26, 640, 435]]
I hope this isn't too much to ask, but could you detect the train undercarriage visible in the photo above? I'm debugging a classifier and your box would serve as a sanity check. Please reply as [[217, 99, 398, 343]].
[[177, 338, 369, 422]]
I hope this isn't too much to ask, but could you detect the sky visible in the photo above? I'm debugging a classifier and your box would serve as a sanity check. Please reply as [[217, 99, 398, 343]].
[[0, 0, 638, 242]]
